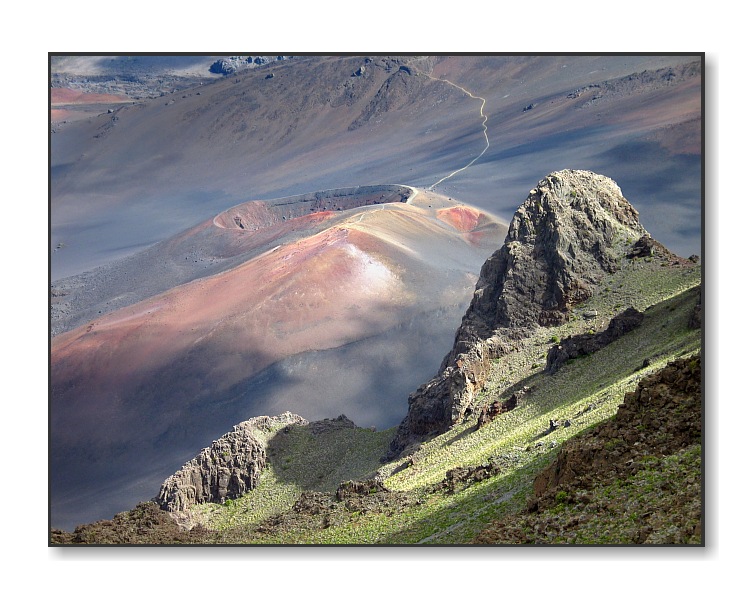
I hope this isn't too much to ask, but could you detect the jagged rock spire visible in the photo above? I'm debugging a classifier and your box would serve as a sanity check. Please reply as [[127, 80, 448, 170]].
[[387, 170, 654, 457]]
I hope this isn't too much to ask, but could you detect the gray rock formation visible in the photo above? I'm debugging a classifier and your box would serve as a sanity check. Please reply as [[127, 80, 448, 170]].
[[308, 414, 357, 435], [348, 62, 422, 130], [436, 462, 502, 494], [545, 307, 645, 374], [209, 56, 246, 75], [387, 170, 654, 457], [209, 55, 292, 76], [476, 389, 526, 430], [336, 479, 387, 501], [155, 412, 307, 512]]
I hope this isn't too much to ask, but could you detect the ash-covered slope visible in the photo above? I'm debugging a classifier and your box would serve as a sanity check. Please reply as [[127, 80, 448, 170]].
[[50, 55, 472, 279], [388, 169, 685, 457]]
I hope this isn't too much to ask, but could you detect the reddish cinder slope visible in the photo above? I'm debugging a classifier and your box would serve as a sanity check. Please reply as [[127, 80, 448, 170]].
[[51, 188, 507, 450], [52, 226, 406, 426], [49, 187, 508, 531], [51, 87, 131, 105], [436, 205, 501, 246], [437, 205, 483, 232]]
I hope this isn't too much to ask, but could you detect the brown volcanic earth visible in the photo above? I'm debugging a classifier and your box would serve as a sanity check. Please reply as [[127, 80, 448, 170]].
[[50, 55, 702, 530]]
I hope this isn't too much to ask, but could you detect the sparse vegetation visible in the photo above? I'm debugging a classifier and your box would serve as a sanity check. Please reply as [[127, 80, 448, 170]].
[[53, 258, 700, 545]]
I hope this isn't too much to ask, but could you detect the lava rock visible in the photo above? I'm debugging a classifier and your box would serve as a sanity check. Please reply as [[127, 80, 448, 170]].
[[545, 307, 645, 374], [388, 170, 653, 457], [155, 412, 307, 512]]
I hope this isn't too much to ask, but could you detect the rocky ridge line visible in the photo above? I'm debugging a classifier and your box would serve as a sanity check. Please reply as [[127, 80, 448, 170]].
[[387, 169, 680, 457], [544, 307, 645, 374], [155, 412, 307, 512], [209, 56, 294, 75]]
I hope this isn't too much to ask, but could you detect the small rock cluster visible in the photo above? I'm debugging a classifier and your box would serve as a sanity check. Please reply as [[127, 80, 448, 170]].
[[476, 389, 527, 430], [435, 462, 502, 494], [545, 307, 644, 374], [336, 479, 388, 500], [309, 414, 357, 435], [253, 480, 420, 535], [209, 56, 292, 75]]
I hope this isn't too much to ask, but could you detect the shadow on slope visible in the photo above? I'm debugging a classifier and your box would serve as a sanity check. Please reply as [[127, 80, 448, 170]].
[[49, 297, 471, 532]]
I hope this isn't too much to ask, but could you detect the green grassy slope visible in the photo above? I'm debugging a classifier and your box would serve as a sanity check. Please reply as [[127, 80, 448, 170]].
[[179, 258, 701, 544], [51, 255, 700, 545]]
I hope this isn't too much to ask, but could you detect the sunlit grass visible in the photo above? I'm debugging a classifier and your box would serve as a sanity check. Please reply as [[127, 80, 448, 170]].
[[178, 261, 700, 544]]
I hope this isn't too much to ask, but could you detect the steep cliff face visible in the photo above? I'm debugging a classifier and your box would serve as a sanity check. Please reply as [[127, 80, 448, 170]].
[[388, 170, 671, 457], [155, 413, 307, 512]]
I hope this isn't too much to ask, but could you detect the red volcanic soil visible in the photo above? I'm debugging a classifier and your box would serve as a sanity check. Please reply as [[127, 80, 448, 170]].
[[51, 108, 73, 121], [437, 205, 483, 232], [436, 205, 499, 246], [51, 225, 409, 427], [51, 189, 507, 445], [51, 87, 131, 105]]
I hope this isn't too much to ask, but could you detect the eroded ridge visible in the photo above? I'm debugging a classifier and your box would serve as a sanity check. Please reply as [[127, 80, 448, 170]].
[[214, 185, 413, 231]]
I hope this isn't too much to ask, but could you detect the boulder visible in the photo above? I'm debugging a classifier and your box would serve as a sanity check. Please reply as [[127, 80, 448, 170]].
[[437, 462, 502, 493], [476, 393, 520, 430]]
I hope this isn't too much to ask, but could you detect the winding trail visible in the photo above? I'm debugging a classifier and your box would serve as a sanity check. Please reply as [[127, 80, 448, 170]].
[[423, 73, 490, 191], [209, 65, 491, 237]]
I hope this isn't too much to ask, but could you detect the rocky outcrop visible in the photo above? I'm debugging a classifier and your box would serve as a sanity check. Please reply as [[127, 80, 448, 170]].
[[336, 479, 388, 501], [435, 462, 502, 494], [349, 63, 423, 130], [476, 388, 529, 430], [474, 354, 702, 544], [155, 412, 307, 512], [309, 414, 357, 435], [545, 307, 645, 374], [209, 55, 292, 75], [50, 502, 208, 545], [253, 483, 420, 535], [532, 354, 701, 500], [209, 56, 247, 75], [387, 170, 655, 457], [576, 61, 702, 109]]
